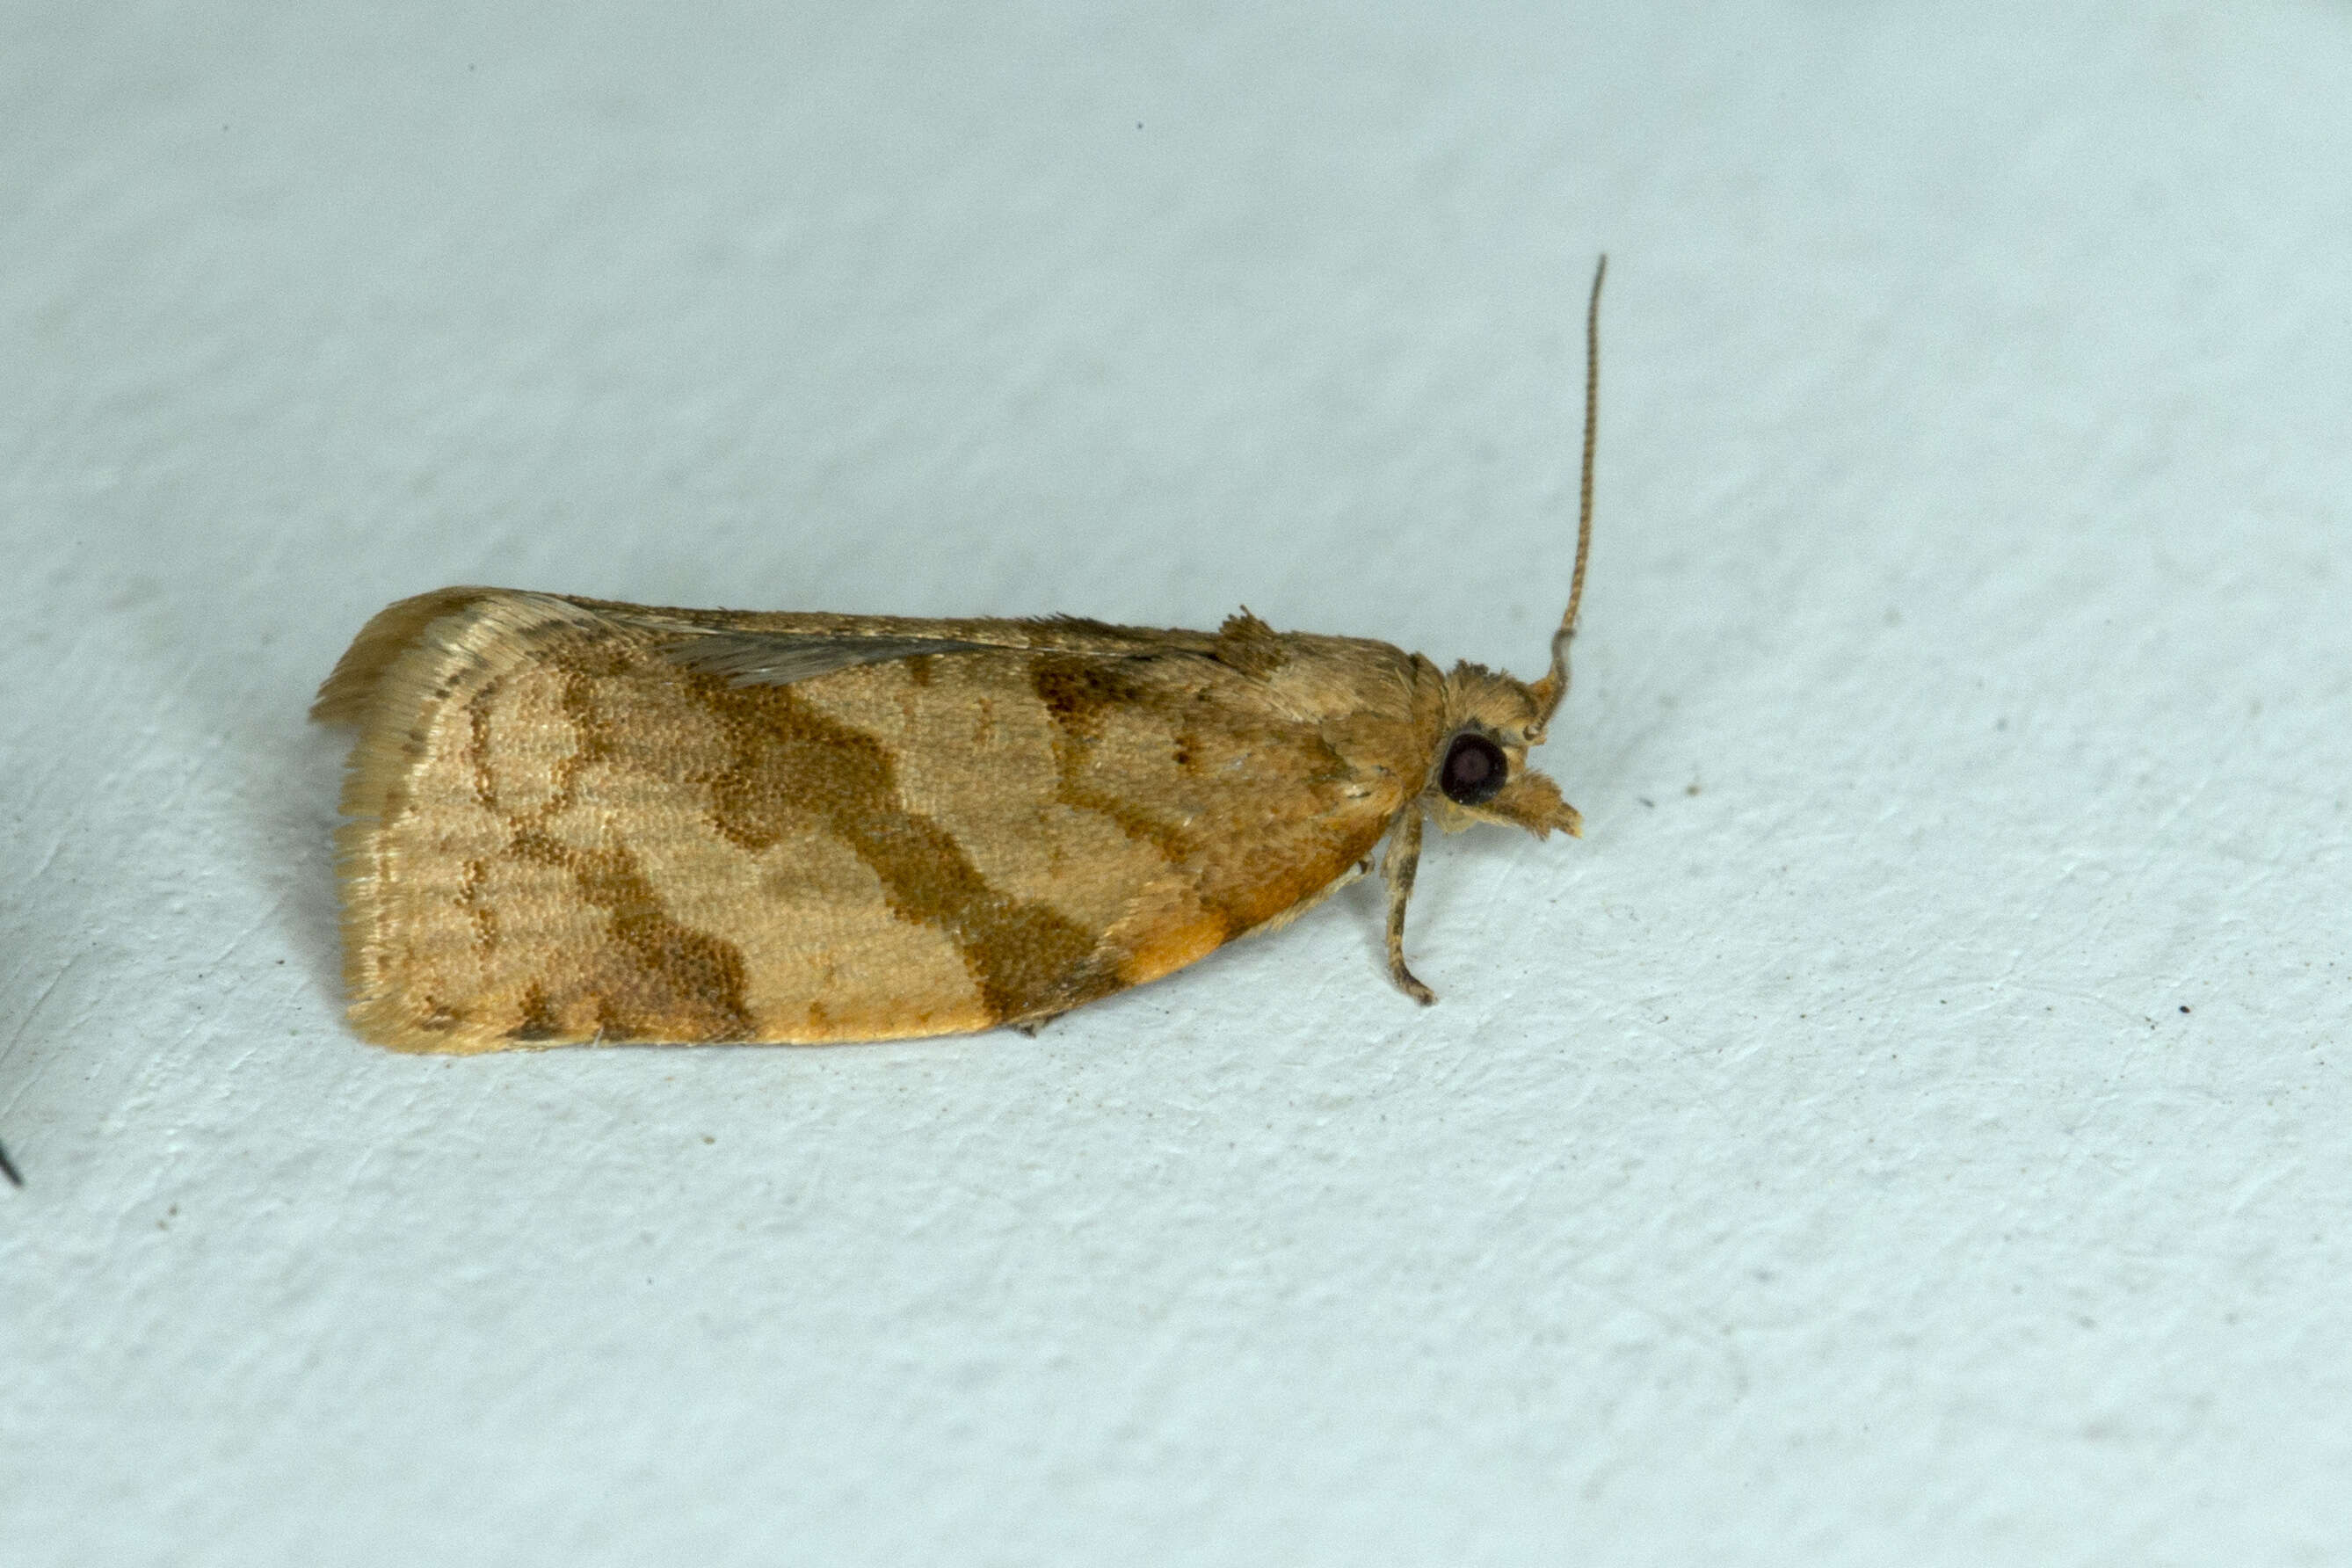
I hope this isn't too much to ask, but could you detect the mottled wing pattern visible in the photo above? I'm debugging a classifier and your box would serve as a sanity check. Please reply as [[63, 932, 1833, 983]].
[[318, 589, 1428, 1049]]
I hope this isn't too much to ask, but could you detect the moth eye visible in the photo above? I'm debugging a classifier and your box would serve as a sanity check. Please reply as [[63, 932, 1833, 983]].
[[1439, 732, 1506, 806]]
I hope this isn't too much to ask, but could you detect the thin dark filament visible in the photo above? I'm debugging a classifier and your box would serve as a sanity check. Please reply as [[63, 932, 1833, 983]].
[[1563, 253, 1606, 648]]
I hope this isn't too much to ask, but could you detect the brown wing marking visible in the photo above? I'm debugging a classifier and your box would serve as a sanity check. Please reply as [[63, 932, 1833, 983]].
[[680, 672, 1119, 1025], [1021, 647, 1401, 990], [504, 831, 754, 1041], [638, 604, 1321, 693]]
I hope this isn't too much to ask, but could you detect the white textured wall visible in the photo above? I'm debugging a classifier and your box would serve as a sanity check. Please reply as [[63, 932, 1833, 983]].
[[5, 3, 2348, 1562]]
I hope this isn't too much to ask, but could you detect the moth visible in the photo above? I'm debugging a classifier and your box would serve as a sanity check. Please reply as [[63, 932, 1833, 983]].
[[313, 259, 1608, 1051]]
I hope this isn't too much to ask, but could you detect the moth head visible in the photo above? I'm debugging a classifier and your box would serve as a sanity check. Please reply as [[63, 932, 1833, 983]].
[[1426, 664, 1582, 841]]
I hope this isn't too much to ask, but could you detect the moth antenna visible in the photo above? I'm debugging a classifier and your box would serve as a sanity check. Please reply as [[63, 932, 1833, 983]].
[[1529, 252, 1605, 737]]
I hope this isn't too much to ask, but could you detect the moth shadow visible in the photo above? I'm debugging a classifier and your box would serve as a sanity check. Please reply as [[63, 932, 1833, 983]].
[[201, 690, 351, 1013], [117, 574, 354, 1017], [256, 722, 358, 1006]]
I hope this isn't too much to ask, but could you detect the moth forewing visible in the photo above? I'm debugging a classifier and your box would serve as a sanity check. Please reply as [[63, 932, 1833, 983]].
[[318, 592, 1430, 1049]]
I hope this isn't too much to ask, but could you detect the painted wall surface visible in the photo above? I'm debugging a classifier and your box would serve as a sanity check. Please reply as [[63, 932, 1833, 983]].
[[4, 4, 2348, 1562]]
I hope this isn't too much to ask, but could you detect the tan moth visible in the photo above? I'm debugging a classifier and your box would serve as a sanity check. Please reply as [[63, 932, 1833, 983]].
[[312, 259, 1608, 1049]]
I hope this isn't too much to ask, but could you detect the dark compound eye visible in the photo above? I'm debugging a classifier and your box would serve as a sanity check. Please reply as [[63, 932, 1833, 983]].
[[1439, 731, 1507, 805]]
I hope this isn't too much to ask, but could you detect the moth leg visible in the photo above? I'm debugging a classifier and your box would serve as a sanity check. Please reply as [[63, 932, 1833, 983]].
[[1381, 809, 1436, 1005], [1014, 1011, 1066, 1038]]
